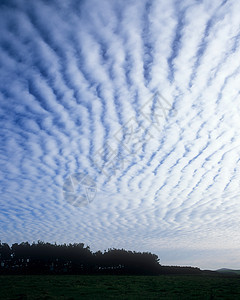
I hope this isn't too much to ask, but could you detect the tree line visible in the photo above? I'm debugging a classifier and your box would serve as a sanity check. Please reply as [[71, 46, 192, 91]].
[[0, 241, 202, 275]]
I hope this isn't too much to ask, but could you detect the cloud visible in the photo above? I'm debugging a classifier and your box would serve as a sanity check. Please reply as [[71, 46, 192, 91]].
[[0, 0, 240, 269]]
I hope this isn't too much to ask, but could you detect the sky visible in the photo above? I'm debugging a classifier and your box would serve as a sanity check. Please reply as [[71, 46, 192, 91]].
[[0, 0, 240, 270]]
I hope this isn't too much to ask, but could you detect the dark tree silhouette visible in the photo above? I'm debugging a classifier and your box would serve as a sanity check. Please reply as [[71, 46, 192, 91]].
[[0, 242, 11, 260], [0, 241, 202, 275]]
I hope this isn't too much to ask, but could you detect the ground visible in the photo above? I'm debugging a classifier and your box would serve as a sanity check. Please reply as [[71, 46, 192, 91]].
[[0, 274, 240, 299]]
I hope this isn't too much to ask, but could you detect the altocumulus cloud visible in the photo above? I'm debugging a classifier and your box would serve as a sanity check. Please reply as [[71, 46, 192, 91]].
[[0, 0, 240, 269]]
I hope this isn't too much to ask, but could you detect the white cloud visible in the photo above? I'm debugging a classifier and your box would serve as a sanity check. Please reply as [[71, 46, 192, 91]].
[[0, 0, 240, 270]]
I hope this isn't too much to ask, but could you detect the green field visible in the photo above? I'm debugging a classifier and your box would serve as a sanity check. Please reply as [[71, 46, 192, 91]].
[[0, 275, 240, 299]]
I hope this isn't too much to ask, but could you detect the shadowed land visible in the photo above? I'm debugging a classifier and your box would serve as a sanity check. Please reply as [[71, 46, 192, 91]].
[[0, 274, 240, 299], [1, 242, 240, 299]]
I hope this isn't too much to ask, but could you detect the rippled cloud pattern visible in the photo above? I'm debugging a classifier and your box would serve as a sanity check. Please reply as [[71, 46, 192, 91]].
[[1, 0, 240, 269]]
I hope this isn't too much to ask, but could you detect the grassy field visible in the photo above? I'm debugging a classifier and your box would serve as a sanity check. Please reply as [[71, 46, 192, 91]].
[[0, 274, 240, 299]]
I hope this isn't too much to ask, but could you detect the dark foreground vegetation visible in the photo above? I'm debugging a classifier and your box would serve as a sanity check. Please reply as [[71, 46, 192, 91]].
[[1, 241, 240, 299], [0, 274, 240, 299], [0, 241, 204, 275]]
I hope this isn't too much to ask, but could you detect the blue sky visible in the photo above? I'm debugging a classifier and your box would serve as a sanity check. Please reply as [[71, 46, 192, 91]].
[[1, 0, 240, 270]]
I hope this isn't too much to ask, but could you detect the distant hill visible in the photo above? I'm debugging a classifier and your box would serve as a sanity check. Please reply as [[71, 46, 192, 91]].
[[216, 268, 240, 275]]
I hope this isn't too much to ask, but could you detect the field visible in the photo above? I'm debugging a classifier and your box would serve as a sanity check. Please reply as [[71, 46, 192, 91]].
[[0, 274, 240, 299]]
